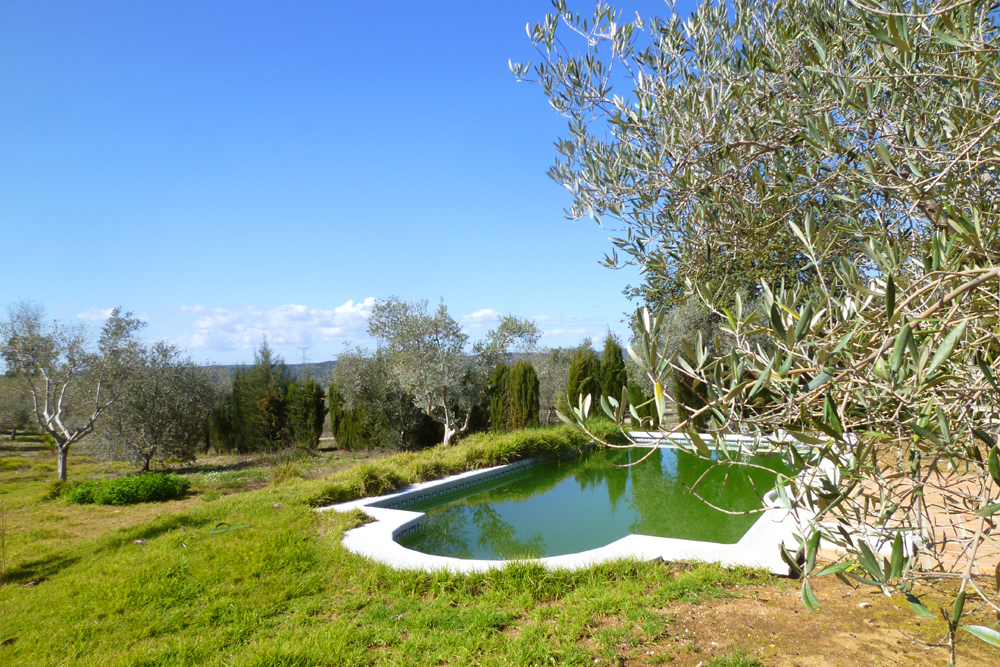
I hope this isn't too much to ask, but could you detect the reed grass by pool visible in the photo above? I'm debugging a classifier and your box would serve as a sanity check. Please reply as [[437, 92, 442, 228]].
[[396, 447, 790, 560]]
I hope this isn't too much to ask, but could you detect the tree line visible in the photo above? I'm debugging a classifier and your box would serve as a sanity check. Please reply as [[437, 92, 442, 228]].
[[2, 298, 667, 480]]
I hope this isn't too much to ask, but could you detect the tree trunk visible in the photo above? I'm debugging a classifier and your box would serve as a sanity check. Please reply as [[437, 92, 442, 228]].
[[57, 446, 69, 481], [443, 425, 456, 446], [9, 428, 15, 441]]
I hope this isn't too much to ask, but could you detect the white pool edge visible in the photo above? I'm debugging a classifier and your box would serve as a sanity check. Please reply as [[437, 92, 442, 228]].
[[317, 437, 839, 576]]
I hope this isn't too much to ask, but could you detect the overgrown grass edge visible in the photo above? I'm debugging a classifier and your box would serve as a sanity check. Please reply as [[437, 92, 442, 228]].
[[308, 420, 627, 507]]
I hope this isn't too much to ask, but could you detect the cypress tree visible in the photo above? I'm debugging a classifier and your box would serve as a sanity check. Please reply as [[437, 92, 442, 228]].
[[286, 378, 327, 449], [599, 333, 628, 405], [507, 359, 540, 429], [328, 383, 346, 441], [207, 340, 295, 453], [488, 362, 509, 433], [566, 349, 601, 416], [339, 408, 368, 450], [327, 380, 366, 450]]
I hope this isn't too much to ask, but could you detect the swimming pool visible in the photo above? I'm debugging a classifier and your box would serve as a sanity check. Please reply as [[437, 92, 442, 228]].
[[320, 436, 826, 574], [396, 447, 789, 560]]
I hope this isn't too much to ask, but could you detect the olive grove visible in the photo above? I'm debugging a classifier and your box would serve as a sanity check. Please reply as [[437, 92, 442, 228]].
[[0, 302, 145, 480], [516, 0, 1000, 660]]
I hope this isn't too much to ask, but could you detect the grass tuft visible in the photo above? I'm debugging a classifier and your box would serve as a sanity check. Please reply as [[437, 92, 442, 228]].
[[706, 650, 767, 666]]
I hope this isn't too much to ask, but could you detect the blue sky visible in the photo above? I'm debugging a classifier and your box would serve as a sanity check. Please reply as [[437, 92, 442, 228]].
[[2, 1, 694, 365]]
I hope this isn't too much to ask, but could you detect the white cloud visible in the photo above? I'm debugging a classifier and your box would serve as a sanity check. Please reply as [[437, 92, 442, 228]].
[[460, 308, 502, 329], [177, 298, 376, 354], [77, 307, 114, 321], [530, 314, 626, 346]]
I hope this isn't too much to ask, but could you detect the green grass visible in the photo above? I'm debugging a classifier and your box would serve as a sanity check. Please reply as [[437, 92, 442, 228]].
[[0, 426, 772, 666], [705, 651, 767, 666], [308, 421, 625, 507]]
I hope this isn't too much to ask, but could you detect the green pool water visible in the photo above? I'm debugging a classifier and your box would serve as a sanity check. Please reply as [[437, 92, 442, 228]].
[[396, 447, 790, 560]]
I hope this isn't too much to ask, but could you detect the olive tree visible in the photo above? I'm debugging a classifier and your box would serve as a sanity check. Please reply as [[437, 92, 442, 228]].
[[0, 376, 32, 440], [472, 313, 541, 369], [329, 345, 440, 449], [0, 302, 144, 480], [531, 340, 594, 425], [97, 342, 219, 471], [519, 0, 1000, 659], [368, 298, 539, 445]]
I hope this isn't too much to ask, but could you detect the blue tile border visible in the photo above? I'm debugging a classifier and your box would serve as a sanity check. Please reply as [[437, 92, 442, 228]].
[[362, 458, 542, 538]]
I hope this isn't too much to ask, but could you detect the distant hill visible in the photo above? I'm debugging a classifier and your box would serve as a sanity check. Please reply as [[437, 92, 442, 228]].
[[213, 360, 337, 386]]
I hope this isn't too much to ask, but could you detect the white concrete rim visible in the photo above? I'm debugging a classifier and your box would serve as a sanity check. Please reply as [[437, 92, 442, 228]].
[[318, 438, 840, 576]]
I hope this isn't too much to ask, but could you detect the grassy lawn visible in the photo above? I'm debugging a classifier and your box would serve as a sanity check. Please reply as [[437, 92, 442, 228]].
[[1, 429, 770, 667], [3, 429, 996, 666]]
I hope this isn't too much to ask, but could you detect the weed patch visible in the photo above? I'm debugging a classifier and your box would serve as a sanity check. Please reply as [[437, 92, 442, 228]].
[[64, 473, 190, 506]]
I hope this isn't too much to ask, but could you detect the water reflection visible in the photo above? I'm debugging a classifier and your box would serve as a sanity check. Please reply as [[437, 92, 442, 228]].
[[397, 447, 789, 560]]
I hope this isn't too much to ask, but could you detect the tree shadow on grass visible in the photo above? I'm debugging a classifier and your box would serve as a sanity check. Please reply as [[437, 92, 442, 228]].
[[0, 443, 49, 453], [3, 552, 80, 585], [96, 512, 216, 553]]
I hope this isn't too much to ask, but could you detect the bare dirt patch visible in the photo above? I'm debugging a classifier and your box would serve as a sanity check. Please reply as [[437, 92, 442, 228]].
[[623, 576, 999, 666]]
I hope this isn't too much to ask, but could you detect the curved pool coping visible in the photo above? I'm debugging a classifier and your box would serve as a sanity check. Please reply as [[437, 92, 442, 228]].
[[317, 434, 839, 575]]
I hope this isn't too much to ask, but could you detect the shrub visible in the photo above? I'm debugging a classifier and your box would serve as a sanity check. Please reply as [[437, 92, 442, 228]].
[[65, 473, 190, 506]]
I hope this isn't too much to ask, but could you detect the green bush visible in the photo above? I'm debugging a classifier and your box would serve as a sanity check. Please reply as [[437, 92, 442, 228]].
[[65, 473, 190, 506]]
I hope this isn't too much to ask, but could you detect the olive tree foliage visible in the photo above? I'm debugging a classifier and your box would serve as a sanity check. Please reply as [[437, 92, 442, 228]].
[[472, 313, 542, 368], [96, 342, 219, 471], [0, 302, 144, 481], [0, 376, 32, 440], [519, 0, 1000, 659], [368, 297, 538, 445], [329, 345, 440, 449], [368, 298, 474, 446], [531, 340, 594, 425]]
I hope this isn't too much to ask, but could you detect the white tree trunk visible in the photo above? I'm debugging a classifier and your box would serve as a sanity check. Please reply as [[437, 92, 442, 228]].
[[57, 445, 69, 481]]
